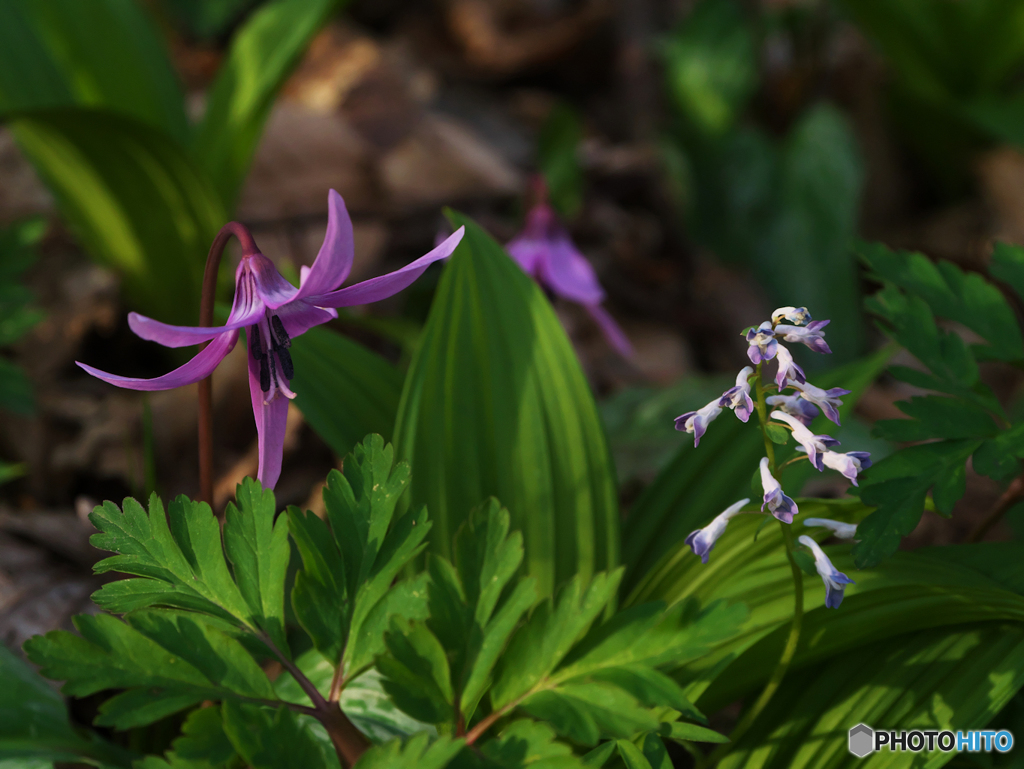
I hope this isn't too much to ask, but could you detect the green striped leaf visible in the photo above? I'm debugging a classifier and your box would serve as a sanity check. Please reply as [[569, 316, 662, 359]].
[[393, 212, 619, 598]]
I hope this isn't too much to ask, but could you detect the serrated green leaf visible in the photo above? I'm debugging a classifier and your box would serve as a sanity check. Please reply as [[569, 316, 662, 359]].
[[479, 719, 582, 768], [393, 212, 619, 600], [582, 742, 616, 767], [660, 721, 729, 744], [193, 0, 340, 206], [353, 733, 463, 769], [991, 241, 1024, 302], [585, 667, 703, 721], [873, 394, 998, 442], [378, 619, 454, 724], [291, 327, 404, 460], [973, 422, 1024, 481], [11, 108, 224, 324], [169, 706, 237, 767], [520, 683, 658, 747], [223, 477, 290, 653], [491, 570, 623, 709], [221, 702, 339, 769], [854, 439, 981, 567]]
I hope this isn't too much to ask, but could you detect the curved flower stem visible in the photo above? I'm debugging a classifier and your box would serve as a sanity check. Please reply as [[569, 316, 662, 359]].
[[708, 363, 804, 765], [197, 222, 259, 505]]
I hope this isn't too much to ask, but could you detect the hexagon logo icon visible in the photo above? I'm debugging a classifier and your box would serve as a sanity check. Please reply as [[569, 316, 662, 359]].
[[849, 724, 874, 757]]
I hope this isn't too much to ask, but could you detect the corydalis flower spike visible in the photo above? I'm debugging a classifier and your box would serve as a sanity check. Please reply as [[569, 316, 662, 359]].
[[759, 456, 798, 523], [775, 320, 831, 355], [788, 380, 849, 426], [506, 190, 633, 358], [675, 399, 723, 447], [719, 366, 755, 422], [771, 410, 840, 471], [774, 345, 805, 389], [772, 306, 812, 326], [798, 535, 854, 608], [821, 450, 872, 486], [802, 517, 858, 540], [78, 190, 465, 489], [685, 498, 751, 564], [745, 321, 777, 364], [765, 392, 818, 426]]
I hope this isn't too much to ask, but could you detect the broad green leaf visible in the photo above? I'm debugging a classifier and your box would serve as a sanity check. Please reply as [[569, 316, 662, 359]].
[[0, 0, 188, 142], [394, 212, 619, 599], [354, 733, 463, 769], [537, 103, 584, 217], [24, 612, 279, 729], [223, 477, 291, 653], [193, 0, 340, 206], [221, 702, 339, 769], [719, 623, 1024, 768], [614, 738, 652, 769], [0, 644, 130, 767], [765, 423, 789, 445], [291, 327, 404, 460], [660, 0, 756, 137], [582, 742, 617, 767], [11, 109, 224, 324]]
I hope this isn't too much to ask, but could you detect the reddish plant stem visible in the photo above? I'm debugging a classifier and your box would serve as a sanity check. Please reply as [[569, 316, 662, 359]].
[[197, 222, 259, 505], [969, 474, 1024, 543]]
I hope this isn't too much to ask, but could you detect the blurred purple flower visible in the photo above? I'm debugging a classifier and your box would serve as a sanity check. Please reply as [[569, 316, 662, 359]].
[[78, 190, 464, 489], [822, 450, 872, 486], [774, 344, 805, 389], [675, 399, 723, 447], [745, 322, 777, 364], [760, 456, 798, 523], [798, 535, 854, 608], [789, 380, 850, 425], [775, 320, 831, 354], [765, 393, 818, 426], [719, 366, 755, 422], [685, 498, 751, 564], [771, 410, 840, 471], [506, 196, 632, 358]]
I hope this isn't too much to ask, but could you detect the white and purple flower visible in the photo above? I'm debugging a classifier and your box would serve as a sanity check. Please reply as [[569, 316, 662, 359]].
[[772, 306, 812, 326], [771, 411, 841, 471], [765, 393, 818, 426], [821, 450, 872, 486], [745, 322, 778, 365], [675, 399, 723, 447], [719, 366, 755, 422], [802, 518, 858, 540], [685, 498, 751, 564], [775, 320, 831, 355], [774, 345, 805, 389], [788, 380, 849, 425], [798, 535, 855, 608], [760, 456, 798, 523]]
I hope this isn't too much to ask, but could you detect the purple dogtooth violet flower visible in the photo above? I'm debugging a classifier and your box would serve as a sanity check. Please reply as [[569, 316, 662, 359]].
[[798, 535, 854, 608], [788, 380, 850, 425], [821, 450, 872, 486], [765, 392, 818, 426], [685, 498, 751, 564], [719, 366, 755, 422], [506, 179, 633, 358], [770, 410, 840, 471], [775, 320, 831, 355], [760, 456, 798, 523], [745, 321, 777, 365], [802, 518, 858, 540], [78, 190, 465, 490], [674, 399, 723, 447], [771, 306, 812, 326], [774, 344, 805, 389]]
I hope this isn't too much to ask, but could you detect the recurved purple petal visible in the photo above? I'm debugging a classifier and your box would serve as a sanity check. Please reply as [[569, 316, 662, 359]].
[[585, 303, 634, 358], [540, 235, 605, 305], [275, 300, 338, 339], [248, 252, 300, 309], [506, 235, 545, 276], [77, 331, 238, 390], [295, 189, 355, 299], [247, 346, 290, 489], [309, 227, 465, 308]]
